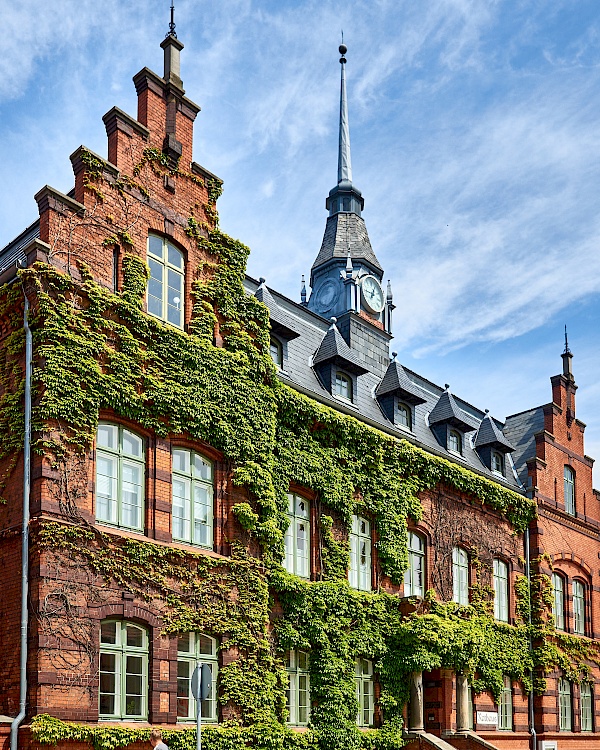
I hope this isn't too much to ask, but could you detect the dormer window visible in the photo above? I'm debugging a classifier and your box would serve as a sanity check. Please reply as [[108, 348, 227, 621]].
[[448, 430, 462, 454], [492, 451, 504, 475], [397, 403, 411, 430], [270, 336, 283, 368], [335, 372, 353, 401]]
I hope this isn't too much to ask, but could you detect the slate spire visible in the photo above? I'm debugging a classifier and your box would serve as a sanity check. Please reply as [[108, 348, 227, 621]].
[[338, 43, 352, 185]]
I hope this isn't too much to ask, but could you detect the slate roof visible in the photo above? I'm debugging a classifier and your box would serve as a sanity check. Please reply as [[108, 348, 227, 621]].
[[429, 388, 479, 432], [254, 279, 301, 340], [376, 359, 427, 405], [313, 322, 368, 375], [504, 407, 545, 485], [474, 412, 515, 452], [0, 219, 40, 277], [311, 213, 382, 279]]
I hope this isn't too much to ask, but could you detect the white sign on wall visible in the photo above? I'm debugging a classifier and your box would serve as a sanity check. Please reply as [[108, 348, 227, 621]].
[[539, 742, 558, 750], [476, 711, 498, 726]]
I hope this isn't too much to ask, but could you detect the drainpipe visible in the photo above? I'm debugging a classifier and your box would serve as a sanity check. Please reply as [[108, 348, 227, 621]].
[[11, 288, 32, 750], [525, 526, 537, 750]]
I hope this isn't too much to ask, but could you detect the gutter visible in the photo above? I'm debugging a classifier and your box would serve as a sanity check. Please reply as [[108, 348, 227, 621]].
[[10, 272, 32, 750], [524, 525, 537, 750]]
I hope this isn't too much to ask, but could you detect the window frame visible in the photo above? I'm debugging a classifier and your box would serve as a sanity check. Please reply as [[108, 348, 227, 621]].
[[269, 335, 283, 369], [493, 558, 509, 623], [99, 620, 148, 720], [448, 430, 462, 455], [349, 515, 372, 592], [498, 675, 513, 731], [580, 682, 593, 732], [452, 547, 469, 605], [176, 633, 219, 722], [404, 531, 425, 597], [286, 650, 310, 727], [96, 423, 145, 532], [171, 448, 214, 549], [334, 371, 353, 401], [564, 465, 575, 515], [147, 234, 185, 328], [552, 573, 566, 631], [558, 678, 572, 732], [397, 402, 411, 430], [573, 579, 586, 635], [355, 658, 375, 727], [491, 451, 504, 475], [284, 493, 311, 578]]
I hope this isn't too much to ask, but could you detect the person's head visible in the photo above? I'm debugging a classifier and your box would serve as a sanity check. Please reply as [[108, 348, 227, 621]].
[[150, 729, 163, 747]]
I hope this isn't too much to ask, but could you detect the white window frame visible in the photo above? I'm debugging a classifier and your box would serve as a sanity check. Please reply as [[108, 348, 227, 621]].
[[397, 402, 411, 429], [286, 650, 310, 726], [172, 448, 214, 548], [448, 430, 462, 454], [552, 573, 565, 631], [493, 559, 509, 622], [452, 547, 469, 605], [355, 658, 375, 727], [334, 372, 353, 401], [404, 531, 425, 597], [284, 493, 310, 578], [492, 451, 504, 475], [349, 515, 372, 592], [96, 423, 145, 531], [177, 633, 218, 722], [270, 336, 283, 368], [580, 682, 593, 732], [564, 465, 575, 515], [147, 234, 184, 328], [558, 678, 572, 731], [498, 675, 512, 730], [573, 580, 585, 635], [99, 620, 148, 720]]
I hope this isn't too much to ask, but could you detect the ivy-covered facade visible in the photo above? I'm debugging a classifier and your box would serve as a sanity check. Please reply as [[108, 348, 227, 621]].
[[0, 29, 599, 750]]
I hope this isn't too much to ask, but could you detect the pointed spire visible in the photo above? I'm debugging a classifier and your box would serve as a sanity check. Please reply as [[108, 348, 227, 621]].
[[338, 43, 352, 185], [562, 324, 574, 380], [300, 275, 307, 304], [345, 249, 353, 277], [386, 280, 393, 303]]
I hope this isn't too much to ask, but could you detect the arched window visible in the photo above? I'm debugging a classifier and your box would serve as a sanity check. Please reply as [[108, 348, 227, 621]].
[[397, 403, 411, 429], [558, 678, 572, 731], [147, 234, 184, 328], [448, 430, 462, 454], [573, 580, 586, 635], [177, 633, 218, 722], [404, 531, 425, 597], [552, 573, 565, 631], [564, 466, 575, 515], [349, 515, 372, 592], [452, 547, 469, 605], [355, 658, 374, 727], [580, 683, 593, 732], [270, 336, 283, 368], [99, 620, 148, 719], [493, 559, 509, 622], [172, 449, 214, 548], [492, 451, 504, 475], [335, 372, 353, 401], [286, 650, 310, 726], [284, 493, 310, 578], [498, 675, 513, 730], [96, 423, 144, 531]]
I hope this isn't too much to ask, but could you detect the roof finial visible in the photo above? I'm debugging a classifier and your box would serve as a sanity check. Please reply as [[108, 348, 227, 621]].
[[300, 275, 307, 305], [337, 39, 352, 185], [564, 324, 571, 355], [167, 0, 177, 38]]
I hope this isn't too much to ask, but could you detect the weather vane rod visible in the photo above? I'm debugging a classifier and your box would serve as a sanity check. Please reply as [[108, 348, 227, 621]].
[[167, 0, 177, 38], [564, 325, 571, 354]]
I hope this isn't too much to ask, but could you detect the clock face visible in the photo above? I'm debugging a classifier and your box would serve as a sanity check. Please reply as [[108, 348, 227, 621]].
[[361, 275, 385, 313]]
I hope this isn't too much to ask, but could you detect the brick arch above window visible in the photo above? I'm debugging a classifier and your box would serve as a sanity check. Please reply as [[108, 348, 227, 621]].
[[550, 553, 592, 579]]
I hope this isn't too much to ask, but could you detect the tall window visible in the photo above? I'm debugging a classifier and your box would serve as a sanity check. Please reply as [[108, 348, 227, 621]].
[[99, 621, 148, 720], [177, 633, 218, 722], [172, 449, 214, 548], [335, 372, 352, 401], [498, 676, 513, 730], [286, 650, 310, 726], [270, 336, 283, 368], [355, 658, 374, 727], [397, 403, 411, 429], [564, 466, 575, 515], [284, 494, 310, 578], [147, 234, 184, 328], [580, 683, 593, 732], [452, 547, 469, 605], [448, 430, 462, 454], [349, 516, 372, 591], [573, 580, 585, 635], [492, 452, 504, 475], [493, 559, 509, 622], [558, 678, 572, 731], [404, 531, 425, 597], [96, 423, 144, 531], [552, 573, 565, 630]]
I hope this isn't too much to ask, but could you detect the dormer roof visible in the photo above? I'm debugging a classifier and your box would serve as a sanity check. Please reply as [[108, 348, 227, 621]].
[[254, 279, 301, 340], [429, 387, 478, 432], [313, 321, 368, 375], [474, 412, 515, 453], [376, 358, 427, 405]]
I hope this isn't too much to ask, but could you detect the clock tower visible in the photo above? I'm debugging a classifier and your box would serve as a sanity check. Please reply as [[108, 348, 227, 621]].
[[306, 44, 394, 377]]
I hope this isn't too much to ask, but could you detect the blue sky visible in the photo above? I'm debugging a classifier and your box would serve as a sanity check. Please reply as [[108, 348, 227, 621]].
[[1, 0, 600, 480]]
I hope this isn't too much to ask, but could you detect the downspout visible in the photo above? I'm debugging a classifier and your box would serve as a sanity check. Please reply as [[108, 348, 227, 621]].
[[10, 287, 32, 750], [525, 525, 537, 750]]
